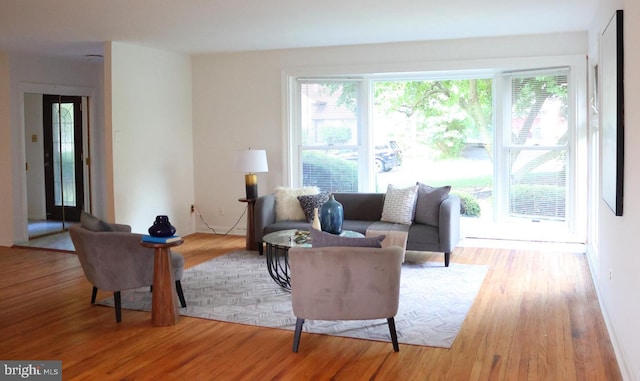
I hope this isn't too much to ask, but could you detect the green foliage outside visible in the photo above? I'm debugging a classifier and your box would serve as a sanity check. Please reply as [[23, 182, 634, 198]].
[[510, 184, 565, 219], [335, 75, 567, 166], [423, 118, 468, 158], [374, 79, 493, 159], [453, 191, 482, 217], [302, 152, 358, 193], [318, 126, 351, 145], [320, 75, 569, 219]]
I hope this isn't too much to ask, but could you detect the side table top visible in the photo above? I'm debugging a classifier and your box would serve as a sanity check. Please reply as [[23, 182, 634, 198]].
[[140, 240, 184, 249]]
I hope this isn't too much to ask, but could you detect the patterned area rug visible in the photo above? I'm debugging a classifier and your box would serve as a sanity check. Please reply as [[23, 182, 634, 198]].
[[99, 250, 488, 348]]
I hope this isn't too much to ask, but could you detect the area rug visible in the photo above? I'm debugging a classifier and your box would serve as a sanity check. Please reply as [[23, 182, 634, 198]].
[[99, 250, 488, 348]]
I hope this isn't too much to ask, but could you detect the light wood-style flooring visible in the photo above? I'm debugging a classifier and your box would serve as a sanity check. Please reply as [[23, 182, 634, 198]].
[[0, 234, 621, 380]]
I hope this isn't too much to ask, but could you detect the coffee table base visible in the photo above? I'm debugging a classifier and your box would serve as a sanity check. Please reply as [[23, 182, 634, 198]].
[[265, 243, 291, 290]]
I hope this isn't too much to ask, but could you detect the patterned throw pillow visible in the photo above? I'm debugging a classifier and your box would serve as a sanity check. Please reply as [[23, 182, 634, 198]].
[[414, 183, 451, 227], [297, 192, 330, 222], [380, 184, 418, 225], [274, 186, 320, 222], [310, 228, 385, 248]]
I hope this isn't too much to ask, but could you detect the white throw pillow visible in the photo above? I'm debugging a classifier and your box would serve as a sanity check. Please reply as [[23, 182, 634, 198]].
[[274, 186, 320, 222], [381, 184, 418, 225]]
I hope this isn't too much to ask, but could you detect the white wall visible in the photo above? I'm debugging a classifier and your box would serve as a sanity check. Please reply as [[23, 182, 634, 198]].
[[191, 32, 588, 235], [588, 1, 639, 379], [1, 52, 103, 245], [106, 42, 195, 235], [24, 93, 45, 220], [0, 53, 13, 246]]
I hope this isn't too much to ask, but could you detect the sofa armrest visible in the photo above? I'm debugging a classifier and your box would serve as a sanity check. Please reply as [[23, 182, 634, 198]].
[[111, 223, 132, 232], [438, 195, 461, 253], [254, 194, 276, 243]]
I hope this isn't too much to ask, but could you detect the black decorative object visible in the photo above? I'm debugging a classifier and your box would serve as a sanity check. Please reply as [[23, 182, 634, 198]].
[[148, 215, 176, 237], [320, 194, 344, 235], [601, 9, 624, 216]]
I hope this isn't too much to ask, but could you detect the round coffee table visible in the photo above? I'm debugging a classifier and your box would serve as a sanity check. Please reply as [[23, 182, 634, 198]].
[[263, 229, 364, 290]]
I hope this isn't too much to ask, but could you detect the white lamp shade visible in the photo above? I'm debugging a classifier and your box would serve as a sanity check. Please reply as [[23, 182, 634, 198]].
[[234, 149, 269, 173]]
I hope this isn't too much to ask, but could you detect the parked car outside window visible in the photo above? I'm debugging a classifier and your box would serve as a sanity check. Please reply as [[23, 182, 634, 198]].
[[337, 141, 403, 173]]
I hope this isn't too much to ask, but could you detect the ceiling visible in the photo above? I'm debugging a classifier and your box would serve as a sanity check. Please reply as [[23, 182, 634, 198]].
[[0, 0, 599, 58]]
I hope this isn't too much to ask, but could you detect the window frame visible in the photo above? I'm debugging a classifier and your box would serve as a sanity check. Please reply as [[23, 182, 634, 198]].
[[283, 55, 588, 242]]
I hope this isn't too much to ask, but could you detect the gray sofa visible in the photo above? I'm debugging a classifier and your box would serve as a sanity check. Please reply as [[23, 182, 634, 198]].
[[254, 192, 461, 266]]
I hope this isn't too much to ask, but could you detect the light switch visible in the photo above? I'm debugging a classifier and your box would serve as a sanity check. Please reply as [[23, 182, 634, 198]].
[[31, 134, 37, 142]]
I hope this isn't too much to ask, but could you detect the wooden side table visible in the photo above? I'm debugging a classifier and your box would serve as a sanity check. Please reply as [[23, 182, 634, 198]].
[[239, 198, 256, 251], [140, 240, 184, 326]]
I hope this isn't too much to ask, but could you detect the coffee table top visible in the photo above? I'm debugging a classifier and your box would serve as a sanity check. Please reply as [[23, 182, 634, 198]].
[[262, 229, 364, 248]]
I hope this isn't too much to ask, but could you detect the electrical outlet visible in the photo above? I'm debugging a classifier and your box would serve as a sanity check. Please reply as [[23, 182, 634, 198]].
[[217, 207, 224, 216], [190, 204, 195, 213]]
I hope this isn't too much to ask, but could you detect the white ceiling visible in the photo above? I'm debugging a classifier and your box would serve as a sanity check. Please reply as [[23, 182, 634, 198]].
[[0, 0, 599, 58]]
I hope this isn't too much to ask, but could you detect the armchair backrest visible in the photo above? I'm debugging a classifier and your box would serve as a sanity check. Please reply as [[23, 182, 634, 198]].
[[69, 225, 156, 292], [289, 246, 403, 321]]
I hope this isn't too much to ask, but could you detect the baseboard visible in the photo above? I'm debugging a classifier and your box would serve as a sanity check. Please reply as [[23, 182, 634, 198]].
[[585, 243, 632, 380]]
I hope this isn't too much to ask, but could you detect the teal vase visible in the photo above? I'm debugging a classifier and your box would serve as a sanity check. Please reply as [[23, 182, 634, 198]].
[[320, 194, 343, 235]]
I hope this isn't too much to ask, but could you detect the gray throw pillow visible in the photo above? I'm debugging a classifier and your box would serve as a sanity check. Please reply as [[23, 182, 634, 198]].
[[310, 228, 385, 248], [297, 192, 330, 222], [414, 183, 451, 227], [80, 212, 116, 232]]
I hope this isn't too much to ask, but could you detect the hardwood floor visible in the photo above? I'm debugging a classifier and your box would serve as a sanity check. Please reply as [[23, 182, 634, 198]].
[[0, 234, 621, 380]]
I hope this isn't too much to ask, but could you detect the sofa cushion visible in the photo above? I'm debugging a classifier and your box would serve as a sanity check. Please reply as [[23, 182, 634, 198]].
[[310, 228, 385, 248], [274, 186, 320, 222], [297, 192, 330, 222], [414, 183, 451, 227], [380, 184, 418, 225], [80, 212, 116, 232], [334, 193, 385, 221]]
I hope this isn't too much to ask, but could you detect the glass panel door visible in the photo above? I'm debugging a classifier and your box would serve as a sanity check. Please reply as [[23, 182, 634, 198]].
[[43, 95, 84, 222]]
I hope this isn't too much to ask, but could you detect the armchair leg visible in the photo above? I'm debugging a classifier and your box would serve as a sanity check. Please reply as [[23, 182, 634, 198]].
[[387, 317, 400, 352], [444, 252, 451, 267], [176, 280, 187, 308], [292, 317, 305, 353], [114, 291, 122, 323], [258, 242, 264, 255], [91, 286, 98, 304]]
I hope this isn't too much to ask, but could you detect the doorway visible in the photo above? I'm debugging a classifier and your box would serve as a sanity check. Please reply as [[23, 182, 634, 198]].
[[24, 93, 88, 245], [42, 94, 84, 222]]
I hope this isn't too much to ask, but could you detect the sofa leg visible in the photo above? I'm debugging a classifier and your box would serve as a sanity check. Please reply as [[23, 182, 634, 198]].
[[444, 252, 451, 267], [258, 242, 264, 255]]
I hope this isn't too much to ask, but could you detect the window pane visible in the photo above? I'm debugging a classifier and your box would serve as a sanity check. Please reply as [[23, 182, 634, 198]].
[[300, 82, 360, 192], [508, 72, 569, 221], [509, 149, 566, 220], [300, 83, 358, 146], [372, 79, 494, 209], [510, 75, 568, 146], [52, 102, 77, 207], [302, 150, 358, 193]]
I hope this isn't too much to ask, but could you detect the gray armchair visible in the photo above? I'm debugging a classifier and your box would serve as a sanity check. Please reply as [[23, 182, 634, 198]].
[[289, 245, 404, 352], [69, 224, 186, 323]]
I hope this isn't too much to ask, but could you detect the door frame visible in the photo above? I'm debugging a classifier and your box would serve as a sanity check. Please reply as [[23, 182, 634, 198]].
[[17, 83, 95, 244], [42, 94, 84, 222]]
